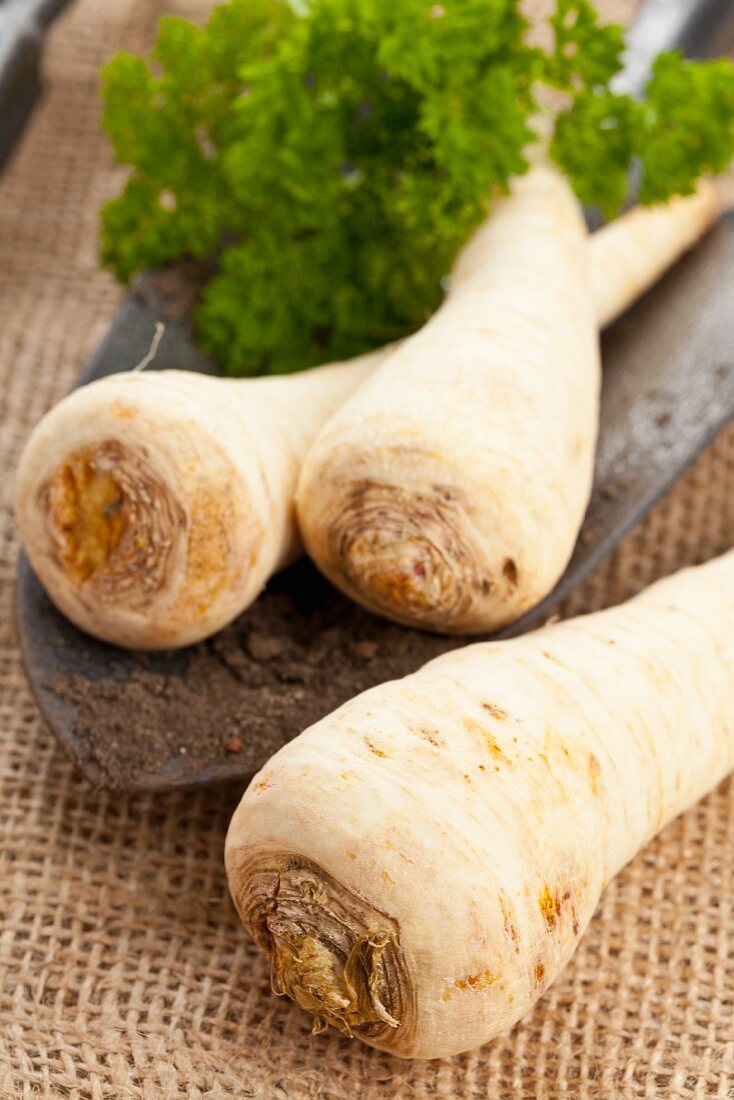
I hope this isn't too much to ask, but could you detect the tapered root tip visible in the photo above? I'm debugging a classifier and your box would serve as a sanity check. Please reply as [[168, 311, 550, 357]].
[[317, 479, 490, 631], [228, 852, 414, 1051]]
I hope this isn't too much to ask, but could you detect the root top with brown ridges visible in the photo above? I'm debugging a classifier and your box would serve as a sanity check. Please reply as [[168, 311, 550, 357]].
[[230, 853, 415, 1049], [326, 474, 489, 629], [42, 440, 185, 607]]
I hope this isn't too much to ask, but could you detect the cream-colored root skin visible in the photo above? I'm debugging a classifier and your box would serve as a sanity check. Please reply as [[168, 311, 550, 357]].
[[226, 549, 734, 1059], [592, 179, 722, 328], [298, 162, 600, 633], [16, 185, 719, 648], [15, 357, 376, 648], [297, 178, 721, 634]]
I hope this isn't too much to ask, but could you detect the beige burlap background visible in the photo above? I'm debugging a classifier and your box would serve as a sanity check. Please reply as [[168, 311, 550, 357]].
[[1, 1, 733, 1096]]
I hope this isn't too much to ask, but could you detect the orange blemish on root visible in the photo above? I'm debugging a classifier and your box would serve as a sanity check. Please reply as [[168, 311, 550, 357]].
[[453, 970, 502, 992], [499, 893, 520, 954], [502, 558, 518, 586], [541, 649, 566, 668], [364, 737, 387, 758], [539, 886, 560, 930], [588, 751, 603, 795], [464, 717, 511, 764], [481, 702, 508, 720], [417, 727, 444, 748], [367, 569, 432, 612], [487, 737, 509, 762], [110, 401, 135, 423]]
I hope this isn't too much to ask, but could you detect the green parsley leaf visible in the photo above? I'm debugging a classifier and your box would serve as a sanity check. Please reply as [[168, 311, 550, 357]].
[[638, 52, 734, 204], [545, 0, 625, 89], [550, 91, 639, 219], [100, 0, 734, 376]]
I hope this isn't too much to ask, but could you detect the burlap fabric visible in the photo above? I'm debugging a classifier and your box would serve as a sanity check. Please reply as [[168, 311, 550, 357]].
[[1, 1, 733, 1096]]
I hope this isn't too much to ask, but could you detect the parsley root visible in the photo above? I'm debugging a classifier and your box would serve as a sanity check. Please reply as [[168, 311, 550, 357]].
[[226, 549, 734, 1058], [16, 183, 720, 648], [15, 356, 377, 648], [591, 178, 721, 328], [296, 167, 722, 634]]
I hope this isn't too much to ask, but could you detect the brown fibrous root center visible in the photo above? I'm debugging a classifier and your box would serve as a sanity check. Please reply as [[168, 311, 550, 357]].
[[232, 854, 415, 1049], [41, 440, 185, 604], [328, 477, 486, 627]]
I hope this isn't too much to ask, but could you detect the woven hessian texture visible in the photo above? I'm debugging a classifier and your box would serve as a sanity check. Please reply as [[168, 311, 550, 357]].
[[1, 1, 733, 1096]]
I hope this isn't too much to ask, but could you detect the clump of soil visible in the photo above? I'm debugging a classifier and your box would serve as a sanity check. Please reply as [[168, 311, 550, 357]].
[[46, 559, 466, 790]]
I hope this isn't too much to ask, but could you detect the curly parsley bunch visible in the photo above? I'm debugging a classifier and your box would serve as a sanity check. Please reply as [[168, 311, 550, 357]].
[[101, 0, 734, 375]]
